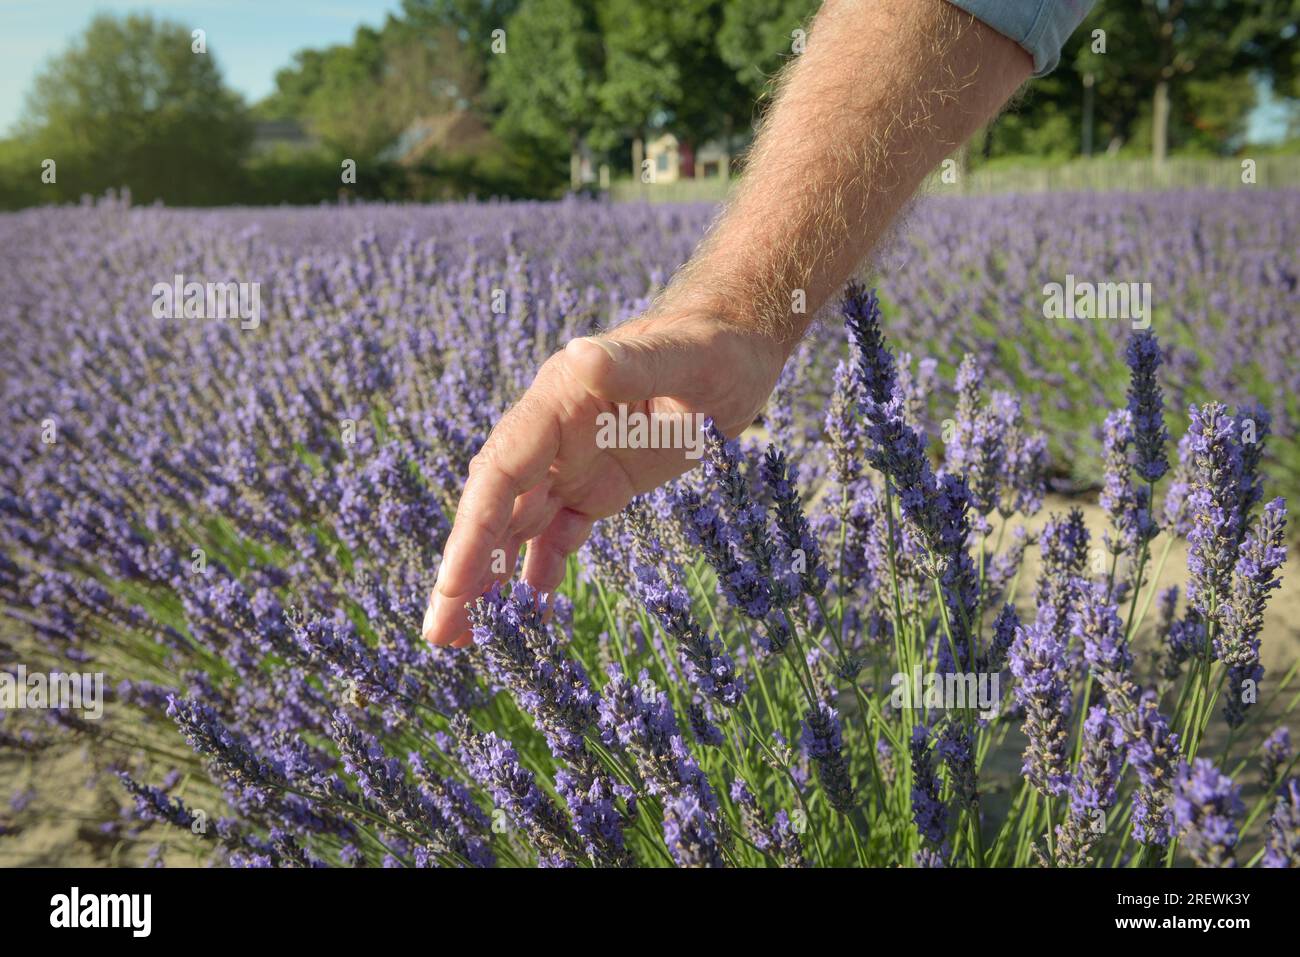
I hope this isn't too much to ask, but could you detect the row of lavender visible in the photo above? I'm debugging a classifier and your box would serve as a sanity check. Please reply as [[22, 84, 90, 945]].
[[0, 192, 1296, 866]]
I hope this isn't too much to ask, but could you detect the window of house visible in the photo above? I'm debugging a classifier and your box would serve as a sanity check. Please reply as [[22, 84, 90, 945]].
[[656, 154, 669, 172]]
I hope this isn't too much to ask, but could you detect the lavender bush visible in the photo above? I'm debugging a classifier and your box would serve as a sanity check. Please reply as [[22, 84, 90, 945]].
[[1, 192, 1296, 867]]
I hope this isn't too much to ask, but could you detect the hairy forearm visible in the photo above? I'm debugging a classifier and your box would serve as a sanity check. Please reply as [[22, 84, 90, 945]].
[[657, 0, 1031, 353]]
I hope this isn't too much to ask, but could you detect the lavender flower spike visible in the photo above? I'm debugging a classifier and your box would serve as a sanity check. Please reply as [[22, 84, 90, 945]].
[[801, 701, 857, 814], [909, 725, 948, 849], [1217, 498, 1286, 727], [1173, 758, 1243, 868], [1009, 606, 1072, 797], [453, 715, 580, 867], [1261, 727, 1292, 792], [1124, 331, 1169, 483], [1262, 779, 1299, 868], [1185, 402, 1245, 617], [1100, 409, 1154, 555], [842, 282, 895, 406], [1054, 708, 1120, 867], [468, 582, 598, 758], [761, 446, 828, 598]]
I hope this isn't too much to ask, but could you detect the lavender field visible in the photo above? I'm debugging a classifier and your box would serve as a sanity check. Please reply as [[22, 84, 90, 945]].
[[0, 190, 1297, 867]]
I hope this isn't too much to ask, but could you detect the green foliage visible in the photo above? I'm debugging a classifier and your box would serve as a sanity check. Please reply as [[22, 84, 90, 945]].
[[596, 0, 750, 150], [17, 13, 251, 206], [488, 0, 606, 153], [400, 0, 521, 108], [4, 0, 1296, 208], [717, 0, 818, 99], [1065, 0, 1288, 156]]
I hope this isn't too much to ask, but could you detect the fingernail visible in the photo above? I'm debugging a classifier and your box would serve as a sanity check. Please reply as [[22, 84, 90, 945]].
[[421, 601, 436, 641], [569, 336, 625, 363]]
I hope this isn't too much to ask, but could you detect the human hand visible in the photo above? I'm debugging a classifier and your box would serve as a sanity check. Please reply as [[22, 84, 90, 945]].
[[421, 310, 786, 647]]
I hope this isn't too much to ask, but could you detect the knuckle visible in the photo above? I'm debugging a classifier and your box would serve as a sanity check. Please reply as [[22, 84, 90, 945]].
[[467, 449, 496, 476]]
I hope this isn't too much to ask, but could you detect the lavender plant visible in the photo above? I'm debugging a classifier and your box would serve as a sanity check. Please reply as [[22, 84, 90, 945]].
[[1, 195, 1295, 868]]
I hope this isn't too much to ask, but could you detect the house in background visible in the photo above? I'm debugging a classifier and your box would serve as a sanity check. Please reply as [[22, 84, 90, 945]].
[[644, 133, 733, 184]]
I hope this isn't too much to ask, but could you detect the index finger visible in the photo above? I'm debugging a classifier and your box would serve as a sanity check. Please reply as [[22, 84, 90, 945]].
[[422, 400, 561, 646]]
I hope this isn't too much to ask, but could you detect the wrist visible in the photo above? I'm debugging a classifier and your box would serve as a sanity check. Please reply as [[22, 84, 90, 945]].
[[645, 281, 798, 368]]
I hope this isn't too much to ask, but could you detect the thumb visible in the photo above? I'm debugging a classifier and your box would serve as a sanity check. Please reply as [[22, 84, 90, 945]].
[[563, 330, 707, 403]]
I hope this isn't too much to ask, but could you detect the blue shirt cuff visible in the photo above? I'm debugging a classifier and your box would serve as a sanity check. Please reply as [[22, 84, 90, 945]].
[[946, 0, 1097, 76]]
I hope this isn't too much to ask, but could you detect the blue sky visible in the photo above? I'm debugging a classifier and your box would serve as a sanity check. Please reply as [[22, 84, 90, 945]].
[[0, 0, 403, 134], [0, 1, 1292, 141]]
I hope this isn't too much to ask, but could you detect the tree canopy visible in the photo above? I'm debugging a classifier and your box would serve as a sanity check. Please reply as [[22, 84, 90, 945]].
[[19, 14, 250, 204], [3, 0, 1297, 208]]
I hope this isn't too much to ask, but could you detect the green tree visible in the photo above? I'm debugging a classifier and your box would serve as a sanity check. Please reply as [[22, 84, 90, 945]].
[[717, 0, 818, 100], [298, 28, 395, 158], [488, 0, 605, 189], [400, 0, 521, 113], [598, 0, 751, 174], [256, 49, 329, 121], [1078, 0, 1295, 161], [19, 13, 250, 204]]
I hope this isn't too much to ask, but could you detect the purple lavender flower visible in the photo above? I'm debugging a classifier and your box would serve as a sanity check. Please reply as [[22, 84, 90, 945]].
[[165, 694, 285, 806], [1262, 778, 1299, 868], [1163, 612, 1204, 681], [948, 355, 1004, 516], [332, 711, 493, 867], [117, 773, 203, 833], [597, 664, 723, 860], [626, 501, 746, 707], [1217, 498, 1286, 727], [936, 719, 977, 811], [1261, 727, 1292, 792], [1054, 707, 1120, 866], [909, 725, 948, 847], [686, 700, 726, 747], [842, 283, 894, 406], [662, 793, 725, 868], [842, 284, 976, 584], [761, 446, 827, 598], [990, 391, 1047, 518], [800, 701, 856, 814], [674, 485, 773, 623], [730, 777, 805, 867], [1125, 693, 1182, 848], [553, 762, 633, 866], [1124, 332, 1169, 483], [1173, 758, 1243, 868], [982, 603, 1020, 675], [453, 716, 579, 866], [468, 582, 598, 758], [1185, 402, 1245, 617], [1035, 509, 1090, 647], [1074, 578, 1132, 677], [825, 360, 862, 494], [1100, 409, 1155, 555], [1010, 606, 1072, 797]]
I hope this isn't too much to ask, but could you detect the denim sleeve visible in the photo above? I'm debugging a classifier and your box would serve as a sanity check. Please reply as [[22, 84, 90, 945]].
[[946, 0, 1097, 76]]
